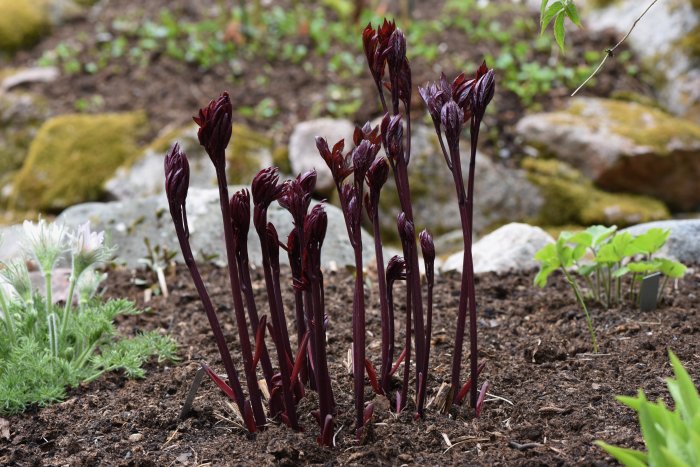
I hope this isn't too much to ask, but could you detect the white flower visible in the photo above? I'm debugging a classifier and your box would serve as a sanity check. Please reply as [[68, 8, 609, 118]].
[[0, 260, 32, 303], [70, 222, 115, 277], [77, 268, 107, 304], [22, 219, 66, 274]]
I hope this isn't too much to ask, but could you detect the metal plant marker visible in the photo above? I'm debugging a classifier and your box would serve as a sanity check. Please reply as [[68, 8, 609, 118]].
[[639, 272, 662, 312], [179, 366, 206, 420]]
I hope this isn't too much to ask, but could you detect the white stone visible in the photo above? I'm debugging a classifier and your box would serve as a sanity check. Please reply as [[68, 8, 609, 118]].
[[288, 118, 356, 193], [441, 223, 554, 274]]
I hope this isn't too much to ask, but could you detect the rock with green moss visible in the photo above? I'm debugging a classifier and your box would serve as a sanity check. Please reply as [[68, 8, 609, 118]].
[[583, 0, 700, 121], [522, 157, 670, 226], [374, 125, 543, 241], [105, 123, 273, 200], [516, 98, 700, 211], [0, 0, 50, 53], [0, 92, 49, 191], [10, 112, 147, 211]]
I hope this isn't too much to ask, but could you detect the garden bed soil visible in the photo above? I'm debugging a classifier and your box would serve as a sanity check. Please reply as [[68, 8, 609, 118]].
[[2, 264, 698, 465]]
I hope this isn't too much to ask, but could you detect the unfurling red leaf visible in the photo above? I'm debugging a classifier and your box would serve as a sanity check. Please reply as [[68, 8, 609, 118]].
[[251, 315, 267, 369], [290, 331, 311, 383], [364, 358, 384, 395], [201, 363, 237, 403], [475, 381, 490, 416]]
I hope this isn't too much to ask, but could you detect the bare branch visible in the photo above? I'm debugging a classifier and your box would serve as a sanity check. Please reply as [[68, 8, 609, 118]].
[[571, 0, 660, 97]]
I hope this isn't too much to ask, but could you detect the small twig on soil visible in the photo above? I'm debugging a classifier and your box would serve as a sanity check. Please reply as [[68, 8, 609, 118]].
[[509, 441, 542, 451], [333, 424, 344, 447], [575, 353, 610, 358], [441, 432, 453, 448], [571, 0, 660, 96], [538, 406, 571, 415], [485, 392, 514, 406], [443, 437, 490, 454]]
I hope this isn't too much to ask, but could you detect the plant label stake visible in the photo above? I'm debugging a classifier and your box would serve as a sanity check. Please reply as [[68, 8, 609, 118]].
[[639, 272, 662, 312], [179, 366, 205, 420]]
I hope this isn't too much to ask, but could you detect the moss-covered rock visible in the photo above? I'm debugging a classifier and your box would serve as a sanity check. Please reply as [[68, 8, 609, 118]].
[[516, 97, 700, 211], [11, 112, 147, 211], [0, 0, 49, 53], [523, 158, 670, 227], [227, 124, 273, 184], [0, 92, 49, 188]]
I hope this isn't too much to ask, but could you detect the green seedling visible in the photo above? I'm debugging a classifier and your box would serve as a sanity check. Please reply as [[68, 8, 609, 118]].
[[596, 350, 700, 466], [534, 231, 598, 352], [535, 225, 686, 352]]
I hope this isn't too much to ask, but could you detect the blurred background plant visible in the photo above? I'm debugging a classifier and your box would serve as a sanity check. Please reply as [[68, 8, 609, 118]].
[[34, 0, 600, 118]]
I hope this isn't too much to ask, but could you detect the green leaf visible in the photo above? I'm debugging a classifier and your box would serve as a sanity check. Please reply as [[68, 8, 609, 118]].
[[534, 264, 558, 288], [565, 2, 582, 27], [534, 242, 558, 264], [554, 13, 566, 51], [668, 350, 700, 423], [659, 446, 691, 467], [541, 1, 564, 35], [612, 266, 630, 278], [578, 263, 597, 277], [540, 0, 549, 20], [631, 228, 670, 256], [657, 258, 687, 279], [627, 261, 659, 274], [595, 441, 648, 467]]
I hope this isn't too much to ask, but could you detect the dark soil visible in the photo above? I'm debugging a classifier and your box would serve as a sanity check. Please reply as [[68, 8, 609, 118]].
[[2, 263, 698, 465]]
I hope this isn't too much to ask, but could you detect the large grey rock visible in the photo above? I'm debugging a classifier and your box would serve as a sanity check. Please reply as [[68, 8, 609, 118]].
[[581, 0, 700, 122], [377, 124, 543, 239], [55, 187, 373, 269], [0, 224, 24, 263], [622, 219, 700, 264], [516, 98, 700, 211], [288, 118, 356, 193], [441, 223, 554, 274], [105, 125, 217, 200]]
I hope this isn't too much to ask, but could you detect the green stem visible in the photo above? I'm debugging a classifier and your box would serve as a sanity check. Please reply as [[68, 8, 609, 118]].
[[616, 262, 622, 305], [0, 290, 16, 344], [605, 266, 612, 309], [61, 273, 78, 336], [74, 340, 99, 369], [657, 275, 669, 305], [562, 268, 598, 353], [43, 272, 52, 323]]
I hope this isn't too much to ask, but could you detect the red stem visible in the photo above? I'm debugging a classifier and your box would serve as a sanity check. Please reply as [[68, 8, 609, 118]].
[[215, 168, 266, 429], [371, 207, 393, 395], [171, 216, 248, 422], [254, 207, 300, 430]]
